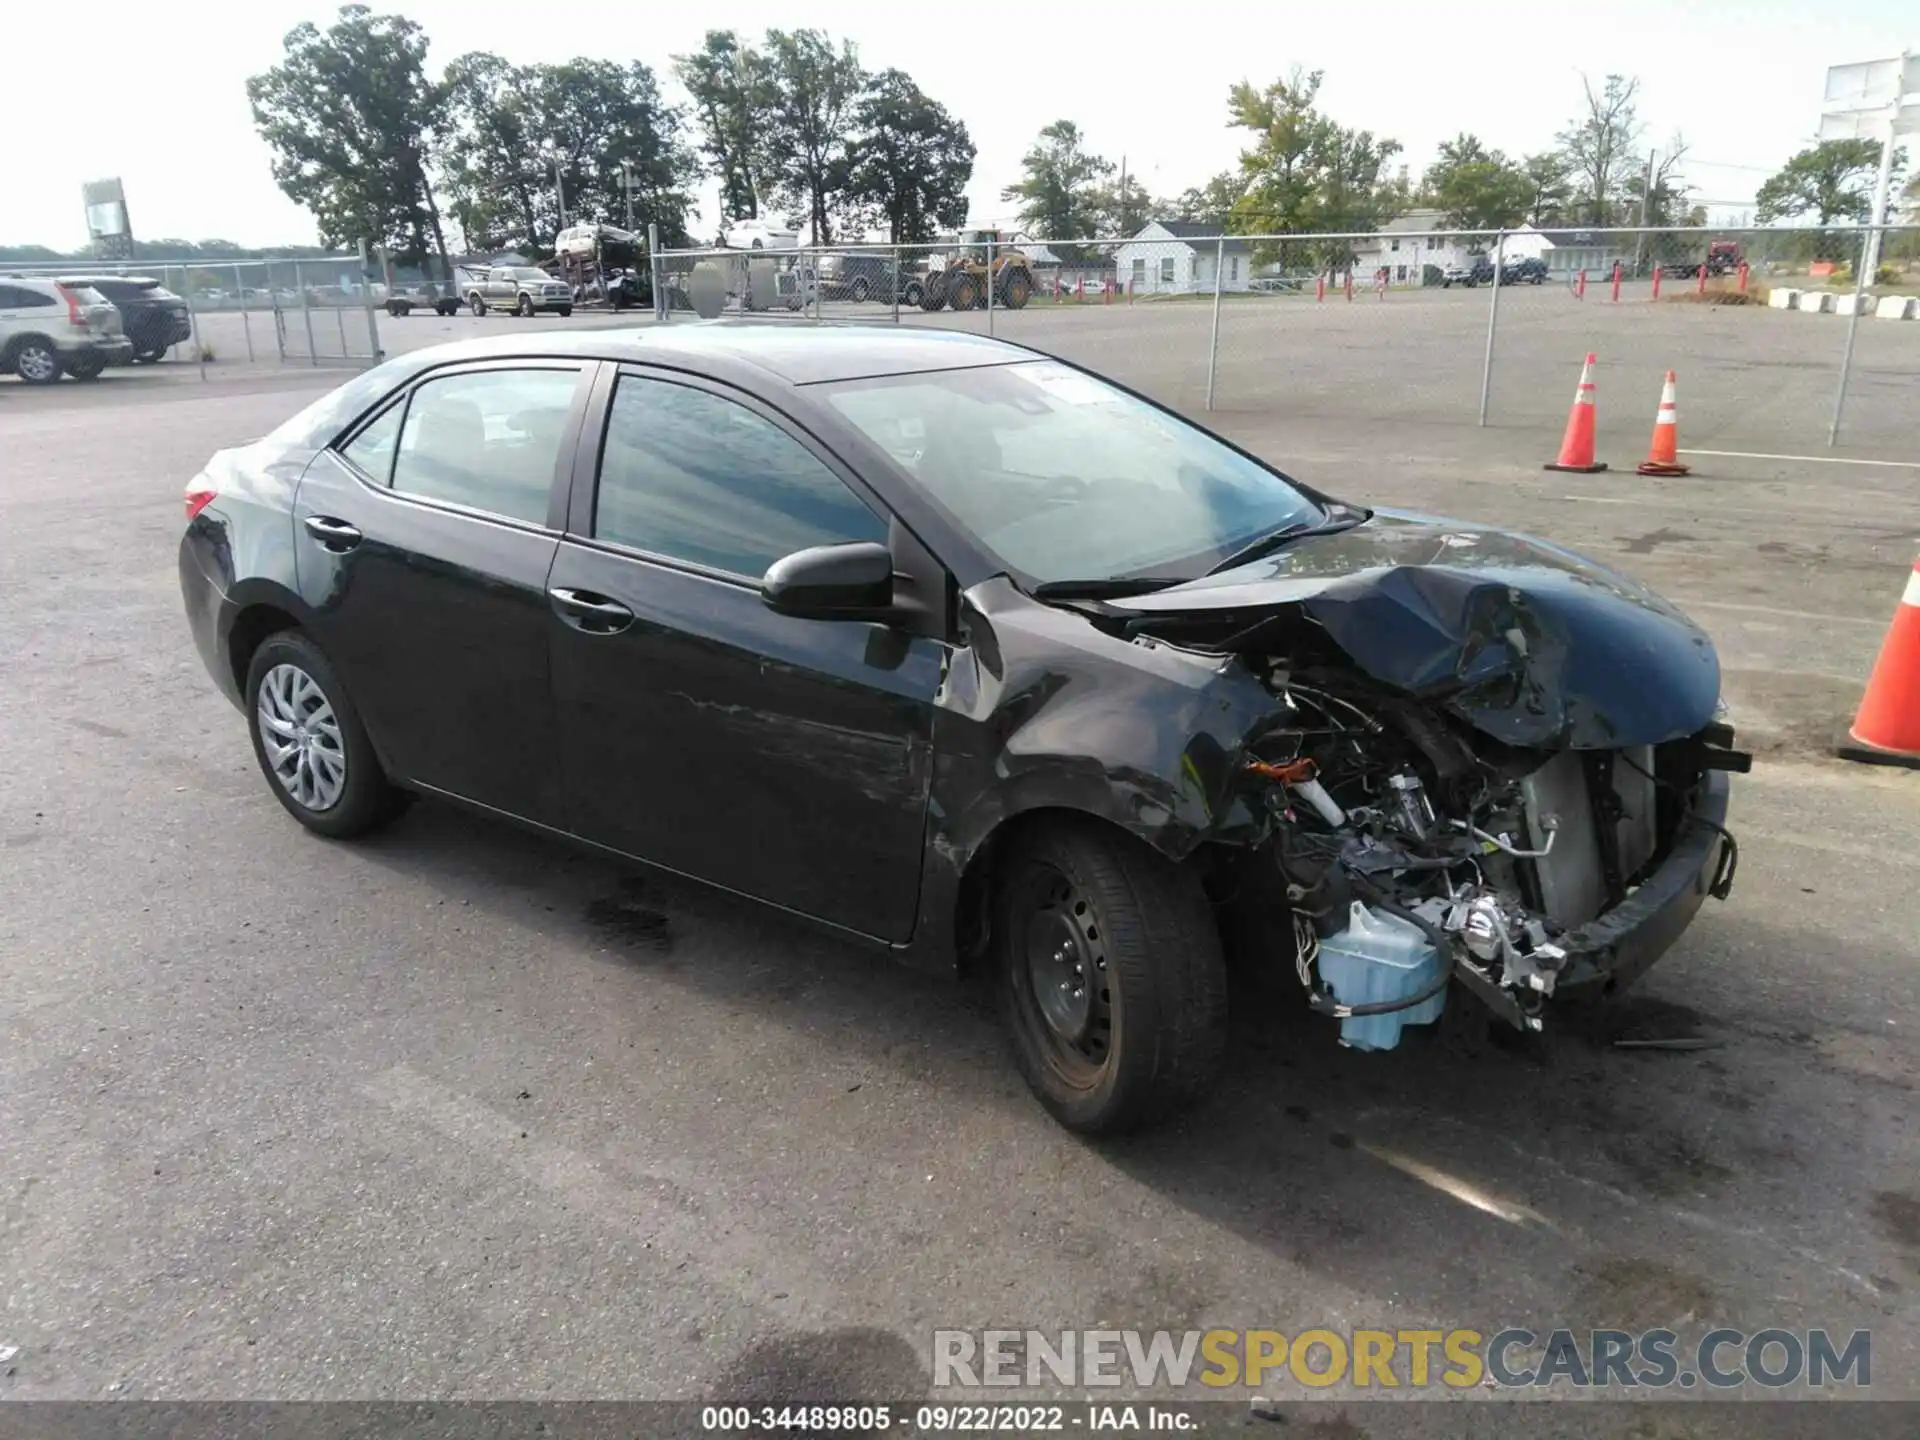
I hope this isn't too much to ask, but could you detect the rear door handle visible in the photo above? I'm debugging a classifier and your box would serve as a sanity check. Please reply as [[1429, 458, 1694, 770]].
[[302, 515, 362, 552], [549, 587, 635, 635]]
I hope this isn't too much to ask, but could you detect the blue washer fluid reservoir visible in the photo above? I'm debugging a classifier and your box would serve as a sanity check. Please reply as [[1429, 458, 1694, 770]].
[[1315, 901, 1449, 1050]]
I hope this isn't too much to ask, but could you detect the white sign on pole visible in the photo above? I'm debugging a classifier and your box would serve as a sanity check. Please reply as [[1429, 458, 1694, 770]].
[[1818, 102, 1920, 141], [1823, 57, 1908, 109]]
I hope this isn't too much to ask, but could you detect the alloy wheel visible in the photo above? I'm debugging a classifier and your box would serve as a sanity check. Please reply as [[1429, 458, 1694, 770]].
[[16, 344, 59, 383], [256, 663, 347, 812]]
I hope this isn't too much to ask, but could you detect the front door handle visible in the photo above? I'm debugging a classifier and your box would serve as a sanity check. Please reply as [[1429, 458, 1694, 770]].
[[549, 587, 635, 635], [302, 515, 362, 552]]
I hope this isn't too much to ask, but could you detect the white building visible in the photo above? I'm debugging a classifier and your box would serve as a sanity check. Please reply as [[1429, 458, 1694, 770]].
[[1351, 209, 1471, 284], [1111, 221, 1257, 294]]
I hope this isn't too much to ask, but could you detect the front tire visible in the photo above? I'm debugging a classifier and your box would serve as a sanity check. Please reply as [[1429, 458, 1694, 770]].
[[996, 820, 1228, 1134], [516, 294, 534, 317], [245, 632, 403, 840], [849, 277, 871, 303], [469, 295, 487, 317], [556, 305, 572, 317], [12, 339, 62, 384]]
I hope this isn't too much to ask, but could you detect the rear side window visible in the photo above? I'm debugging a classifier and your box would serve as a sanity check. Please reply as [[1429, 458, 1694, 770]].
[[341, 401, 405, 485], [0, 285, 57, 308], [388, 368, 579, 525], [593, 376, 887, 577]]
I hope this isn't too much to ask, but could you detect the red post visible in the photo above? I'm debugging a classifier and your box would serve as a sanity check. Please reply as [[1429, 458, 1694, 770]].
[[1651, 264, 1663, 300], [1344, 270, 1354, 303], [1696, 263, 1707, 296], [1576, 269, 1587, 299], [1316, 273, 1326, 303], [1611, 262, 1622, 302], [1737, 261, 1750, 294], [1076, 276, 1084, 301]]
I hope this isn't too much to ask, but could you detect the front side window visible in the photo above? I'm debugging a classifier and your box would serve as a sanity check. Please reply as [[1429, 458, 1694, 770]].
[[824, 360, 1321, 586], [388, 368, 578, 524], [594, 376, 887, 578]]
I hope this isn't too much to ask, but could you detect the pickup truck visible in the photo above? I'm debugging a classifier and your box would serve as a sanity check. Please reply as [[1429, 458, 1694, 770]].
[[462, 266, 574, 318]]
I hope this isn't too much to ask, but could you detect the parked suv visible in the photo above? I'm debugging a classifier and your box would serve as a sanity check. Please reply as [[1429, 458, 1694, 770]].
[[0, 276, 133, 382], [463, 266, 573, 318], [816, 251, 896, 302], [59, 274, 192, 362]]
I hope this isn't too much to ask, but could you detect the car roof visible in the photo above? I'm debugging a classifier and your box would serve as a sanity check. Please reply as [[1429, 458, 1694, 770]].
[[396, 321, 1039, 387]]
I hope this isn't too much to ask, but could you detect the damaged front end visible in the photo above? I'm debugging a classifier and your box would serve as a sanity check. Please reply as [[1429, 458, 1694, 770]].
[[1102, 511, 1752, 1049]]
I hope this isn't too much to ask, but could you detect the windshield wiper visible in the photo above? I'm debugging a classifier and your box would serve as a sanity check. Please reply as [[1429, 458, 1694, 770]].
[[1029, 576, 1185, 600], [1203, 505, 1370, 576]]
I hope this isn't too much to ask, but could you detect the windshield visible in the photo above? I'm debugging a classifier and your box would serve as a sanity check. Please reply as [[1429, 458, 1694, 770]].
[[821, 360, 1321, 585]]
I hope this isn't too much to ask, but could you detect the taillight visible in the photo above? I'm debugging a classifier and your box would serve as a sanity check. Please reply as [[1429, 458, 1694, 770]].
[[54, 284, 88, 327], [184, 488, 217, 520]]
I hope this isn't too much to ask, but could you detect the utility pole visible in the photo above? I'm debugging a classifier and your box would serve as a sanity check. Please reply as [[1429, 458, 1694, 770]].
[[554, 158, 567, 232], [1632, 150, 1656, 274], [621, 159, 635, 233], [1118, 154, 1128, 234]]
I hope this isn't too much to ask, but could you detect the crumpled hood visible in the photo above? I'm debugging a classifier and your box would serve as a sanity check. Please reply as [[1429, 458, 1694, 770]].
[[1106, 509, 1721, 749]]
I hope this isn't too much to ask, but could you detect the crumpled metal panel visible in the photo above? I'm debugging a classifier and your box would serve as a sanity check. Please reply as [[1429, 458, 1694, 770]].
[[1106, 509, 1721, 750]]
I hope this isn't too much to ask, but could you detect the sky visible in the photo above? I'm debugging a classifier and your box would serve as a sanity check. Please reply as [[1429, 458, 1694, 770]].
[[2, 0, 1913, 250]]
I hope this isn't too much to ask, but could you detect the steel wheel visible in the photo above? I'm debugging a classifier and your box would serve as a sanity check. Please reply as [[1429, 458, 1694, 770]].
[[1013, 865, 1113, 1086], [256, 662, 347, 812], [15, 342, 61, 384]]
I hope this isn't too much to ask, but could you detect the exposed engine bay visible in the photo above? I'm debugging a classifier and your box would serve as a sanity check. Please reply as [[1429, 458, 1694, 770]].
[[1236, 671, 1748, 1048]]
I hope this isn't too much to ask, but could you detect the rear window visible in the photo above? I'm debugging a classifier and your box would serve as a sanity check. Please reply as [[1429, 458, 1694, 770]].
[[69, 287, 110, 306]]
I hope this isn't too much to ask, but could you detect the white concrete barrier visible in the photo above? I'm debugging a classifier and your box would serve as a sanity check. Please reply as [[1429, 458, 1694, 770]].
[[1833, 293, 1877, 316], [1800, 292, 1835, 314], [1874, 295, 1917, 320], [1768, 288, 1800, 310]]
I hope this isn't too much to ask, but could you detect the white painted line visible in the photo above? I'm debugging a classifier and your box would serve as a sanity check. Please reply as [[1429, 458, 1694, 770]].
[[1678, 448, 1920, 470], [1671, 598, 1888, 627]]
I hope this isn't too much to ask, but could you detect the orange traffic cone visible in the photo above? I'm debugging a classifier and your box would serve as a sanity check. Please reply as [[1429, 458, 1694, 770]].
[[1636, 370, 1689, 476], [1836, 559, 1920, 769], [1544, 352, 1607, 473]]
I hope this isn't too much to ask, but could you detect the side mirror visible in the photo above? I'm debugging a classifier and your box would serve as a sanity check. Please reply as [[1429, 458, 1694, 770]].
[[761, 540, 895, 620]]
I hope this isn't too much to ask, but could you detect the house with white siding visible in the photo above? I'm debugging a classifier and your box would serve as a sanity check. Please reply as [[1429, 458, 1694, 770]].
[[1111, 221, 1257, 295], [1350, 209, 1473, 284]]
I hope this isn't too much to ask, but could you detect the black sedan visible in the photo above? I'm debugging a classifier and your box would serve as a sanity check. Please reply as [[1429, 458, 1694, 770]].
[[179, 325, 1746, 1133]]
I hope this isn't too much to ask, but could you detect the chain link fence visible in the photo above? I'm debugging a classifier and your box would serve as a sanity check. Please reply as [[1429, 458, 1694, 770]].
[[653, 223, 1920, 459], [2, 253, 386, 377]]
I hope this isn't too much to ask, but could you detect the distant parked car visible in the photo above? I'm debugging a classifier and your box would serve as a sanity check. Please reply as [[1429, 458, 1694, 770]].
[[58, 274, 192, 363], [1440, 262, 1477, 288], [723, 219, 799, 250], [463, 266, 573, 318], [1507, 257, 1549, 285], [816, 252, 896, 302], [0, 276, 133, 382]]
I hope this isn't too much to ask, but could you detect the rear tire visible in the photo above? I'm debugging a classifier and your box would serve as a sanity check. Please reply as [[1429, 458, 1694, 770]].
[[850, 277, 871, 303], [245, 631, 405, 841], [1000, 270, 1032, 309], [557, 305, 572, 317], [68, 357, 106, 380], [996, 819, 1228, 1134]]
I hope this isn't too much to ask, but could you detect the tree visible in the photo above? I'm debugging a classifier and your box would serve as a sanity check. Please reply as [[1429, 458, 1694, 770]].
[[841, 69, 973, 244], [246, 5, 452, 278], [672, 31, 775, 225], [1519, 152, 1573, 226], [1165, 173, 1243, 229], [1555, 73, 1642, 225], [1422, 133, 1534, 232], [1001, 120, 1113, 248], [1225, 69, 1403, 252], [442, 52, 545, 254], [443, 55, 698, 254], [760, 29, 866, 244], [1096, 170, 1153, 236], [1755, 139, 1900, 225], [1756, 138, 1907, 262]]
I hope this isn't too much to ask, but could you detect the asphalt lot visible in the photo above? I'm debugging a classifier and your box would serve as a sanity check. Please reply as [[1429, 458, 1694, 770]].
[[2, 350, 1918, 1414], [156, 279, 1919, 463]]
